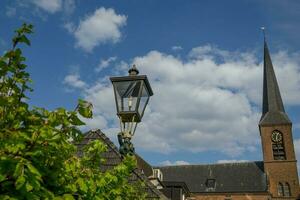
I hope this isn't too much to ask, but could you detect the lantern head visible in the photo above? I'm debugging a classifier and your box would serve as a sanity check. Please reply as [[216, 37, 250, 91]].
[[110, 65, 153, 137]]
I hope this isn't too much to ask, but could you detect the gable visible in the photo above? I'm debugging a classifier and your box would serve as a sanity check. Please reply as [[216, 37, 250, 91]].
[[77, 129, 167, 199]]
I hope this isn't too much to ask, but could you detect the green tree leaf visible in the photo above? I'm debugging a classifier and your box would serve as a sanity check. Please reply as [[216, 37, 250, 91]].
[[0, 174, 6, 182], [26, 182, 33, 192], [13, 162, 24, 178], [76, 177, 88, 193], [70, 114, 85, 126], [63, 194, 75, 200], [26, 163, 41, 178], [77, 99, 93, 118], [15, 176, 26, 190], [18, 35, 31, 46]]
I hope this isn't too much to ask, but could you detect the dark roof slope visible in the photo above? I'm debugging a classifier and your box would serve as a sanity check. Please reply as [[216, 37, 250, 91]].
[[259, 41, 291, 125], [136, 154, 154, 177], [157, 162, 267, 193], [77, 129, 167, 200]]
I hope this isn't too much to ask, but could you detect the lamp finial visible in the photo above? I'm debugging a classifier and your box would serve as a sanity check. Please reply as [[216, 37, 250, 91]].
[[128, 64, 139, 76]]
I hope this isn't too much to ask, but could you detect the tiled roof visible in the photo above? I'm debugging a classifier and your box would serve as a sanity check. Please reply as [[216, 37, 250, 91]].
[[76, 129, 168, 200], [157, 161, 267, 193]]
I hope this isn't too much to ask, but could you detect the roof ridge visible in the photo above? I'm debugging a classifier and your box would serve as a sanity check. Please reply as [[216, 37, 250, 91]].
[[156, 160, 263, 168], [159, 161, 267, 193]]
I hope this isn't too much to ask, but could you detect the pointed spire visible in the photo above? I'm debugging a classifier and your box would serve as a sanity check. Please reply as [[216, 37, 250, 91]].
[[259, 33, 291, 125]]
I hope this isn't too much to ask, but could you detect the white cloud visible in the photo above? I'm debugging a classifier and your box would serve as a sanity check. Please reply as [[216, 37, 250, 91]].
[[95, 56, 117, 72], [294, 139, 300, 156], [63, 0, 75, 15], [217, 159, 248, 164], [15, 0, 74, 15], [68, 45, 300, 157], [63, 74, 88, 90], [270, 51, 300, 105], [63, 22, 75, 33], [172, 46, 183, 51], [31, 0, 62, 13], [160, 160, 190, 166], [72, 7, 127, 52], [81, 114, 108, 130], [294, 123, 300, 130], [294, 139, 300, 175], [5, 7, 16, 17], [128, 49, 261, 155]]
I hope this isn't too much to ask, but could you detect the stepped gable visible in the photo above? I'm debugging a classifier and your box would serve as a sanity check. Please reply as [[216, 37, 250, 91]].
[[157, 161, 268, 193], [76, 129, 167, 200]]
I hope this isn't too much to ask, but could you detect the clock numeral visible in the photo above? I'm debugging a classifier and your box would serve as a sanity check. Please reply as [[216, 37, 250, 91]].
[[272, 131, 283, 143]]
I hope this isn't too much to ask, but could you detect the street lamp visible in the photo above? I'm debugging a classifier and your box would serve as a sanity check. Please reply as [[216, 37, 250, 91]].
[[110, 65, 153, 156]]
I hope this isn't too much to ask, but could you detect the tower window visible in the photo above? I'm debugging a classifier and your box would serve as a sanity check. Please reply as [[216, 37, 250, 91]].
[[272, 143, 286, 160], [278, 182, 284, 196], [278, 182, 291, 197], [283, 182, 291, 197], [271, 130, 286, 160]]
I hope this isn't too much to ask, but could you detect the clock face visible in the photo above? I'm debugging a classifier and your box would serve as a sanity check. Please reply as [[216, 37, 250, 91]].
[[271, 131, 283, 143]]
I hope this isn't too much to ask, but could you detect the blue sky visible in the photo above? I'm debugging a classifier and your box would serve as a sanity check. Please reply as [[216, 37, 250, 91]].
[[1, 0, 300, 166]]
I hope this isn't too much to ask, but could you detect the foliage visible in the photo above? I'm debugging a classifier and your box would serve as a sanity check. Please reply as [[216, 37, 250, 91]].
[[0, 24, 146, 199]]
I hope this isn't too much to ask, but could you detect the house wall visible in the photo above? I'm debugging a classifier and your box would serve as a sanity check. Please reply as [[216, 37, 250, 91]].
[[161, 187, 183, 200]]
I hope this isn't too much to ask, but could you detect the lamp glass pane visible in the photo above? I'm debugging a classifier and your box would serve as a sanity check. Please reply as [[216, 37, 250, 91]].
[[115, 87, 122, 112], [138, 83, 150, 117], [113, 80, 142, 112]]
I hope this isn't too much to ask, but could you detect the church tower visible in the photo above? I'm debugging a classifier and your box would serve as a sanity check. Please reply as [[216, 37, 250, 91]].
[[259, 40, 300, 199]]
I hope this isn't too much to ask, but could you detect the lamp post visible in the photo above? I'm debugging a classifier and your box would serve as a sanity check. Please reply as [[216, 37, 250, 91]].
[[110, 65, 153, 156]]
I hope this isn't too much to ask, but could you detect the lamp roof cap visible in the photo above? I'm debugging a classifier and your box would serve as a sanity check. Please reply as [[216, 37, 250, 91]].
[[128, 64, 139, 76]]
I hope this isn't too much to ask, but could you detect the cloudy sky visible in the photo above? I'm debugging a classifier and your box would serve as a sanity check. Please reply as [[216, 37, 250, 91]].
[[1, 0, 300, 167]]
